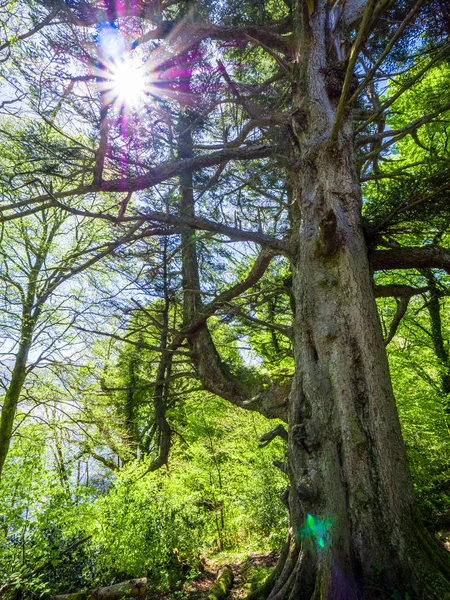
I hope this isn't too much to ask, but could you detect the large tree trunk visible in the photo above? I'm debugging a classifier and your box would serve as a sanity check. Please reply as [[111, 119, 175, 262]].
[[268, 2, 450, 598]]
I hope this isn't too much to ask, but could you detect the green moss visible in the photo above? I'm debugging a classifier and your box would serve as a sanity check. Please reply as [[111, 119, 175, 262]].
[[209, 566, 234, 600], [242, 565, 272, 596]]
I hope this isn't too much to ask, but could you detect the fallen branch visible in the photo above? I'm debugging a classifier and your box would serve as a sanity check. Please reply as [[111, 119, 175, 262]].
[[208, 566, 234, 600], [53, 578, 147, 600]]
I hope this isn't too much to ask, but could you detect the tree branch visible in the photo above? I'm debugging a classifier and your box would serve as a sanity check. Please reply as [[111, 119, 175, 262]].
[[183, 248, 278, 335], [356, 43, 450, 133], [331, 0, 377, 143], [0, 7, 61, 53], [383, 296, 410, 346], [374, 284, 429, 298], [259, 424, 288, 447], [347, 0, 425, 104], [374, 284, 430, 345], [372, 247, 450, 273], [357, 100, 450, 148], [17, 144, 277, 209]]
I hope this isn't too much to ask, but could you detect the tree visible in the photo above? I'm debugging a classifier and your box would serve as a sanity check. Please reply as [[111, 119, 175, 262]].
[[2, 0, 450, 597], [0, 126, 154, 478]]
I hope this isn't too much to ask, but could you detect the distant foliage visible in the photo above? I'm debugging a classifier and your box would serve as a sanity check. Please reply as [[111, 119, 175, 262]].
[[0, 398, 287, 596]]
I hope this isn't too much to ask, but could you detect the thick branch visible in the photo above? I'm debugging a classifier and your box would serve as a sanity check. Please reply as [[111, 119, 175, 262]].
[[202, 23, 292, 54], [372, 247, 450, 273], [374, 284, 429, 298], [26, 199, 289, 254], [175, 250, 290, 420], [22, 145, 274, 206], [99, 144, 276, 192], [140, 211, 290, 254], [67, 6, 292, 54], [184, 248, 278, 335]]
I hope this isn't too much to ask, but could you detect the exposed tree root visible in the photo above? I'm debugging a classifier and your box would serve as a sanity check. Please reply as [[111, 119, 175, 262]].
[[266, 537, 299, 600], [248, 524, 450, 600], [247, 536, 292, 600]]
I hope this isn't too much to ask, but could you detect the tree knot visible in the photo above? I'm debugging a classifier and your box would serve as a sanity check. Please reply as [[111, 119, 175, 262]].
[[316, 208, 340, 257]]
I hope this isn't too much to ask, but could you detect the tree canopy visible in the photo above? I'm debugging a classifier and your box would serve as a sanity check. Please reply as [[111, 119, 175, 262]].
[[1, 0, 450, 598]]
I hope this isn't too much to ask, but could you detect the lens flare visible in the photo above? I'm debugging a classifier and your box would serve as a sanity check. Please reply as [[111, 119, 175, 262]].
[[97, 23, 125, 59], [298, 513, 334, 551]]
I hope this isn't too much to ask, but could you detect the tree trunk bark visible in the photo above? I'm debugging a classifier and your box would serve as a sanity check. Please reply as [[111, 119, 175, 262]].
[[269, 1, 450, 598], [0, 337, 31, 479]]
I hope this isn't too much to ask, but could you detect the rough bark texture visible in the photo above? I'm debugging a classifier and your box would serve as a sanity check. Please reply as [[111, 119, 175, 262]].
[[372, 247, 450, 273], [264, 1, 450, 598]]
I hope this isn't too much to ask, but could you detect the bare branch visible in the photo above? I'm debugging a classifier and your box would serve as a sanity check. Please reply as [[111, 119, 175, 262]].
[[0, 7, 60, 53]]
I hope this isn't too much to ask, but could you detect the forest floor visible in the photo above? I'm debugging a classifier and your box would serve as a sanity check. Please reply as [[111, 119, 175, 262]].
[[183, 550, 279, 599]]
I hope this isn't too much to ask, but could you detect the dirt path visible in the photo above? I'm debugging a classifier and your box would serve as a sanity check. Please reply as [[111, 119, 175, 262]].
[[229, 551, 278, 599], [185, 551, 278, 600]]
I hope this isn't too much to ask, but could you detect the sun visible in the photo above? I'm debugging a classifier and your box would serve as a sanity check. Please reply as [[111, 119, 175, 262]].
[[109, 59, 147, 108]]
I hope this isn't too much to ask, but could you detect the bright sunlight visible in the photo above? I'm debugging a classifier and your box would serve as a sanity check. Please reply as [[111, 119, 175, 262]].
[[108, 59, 147, 108]]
